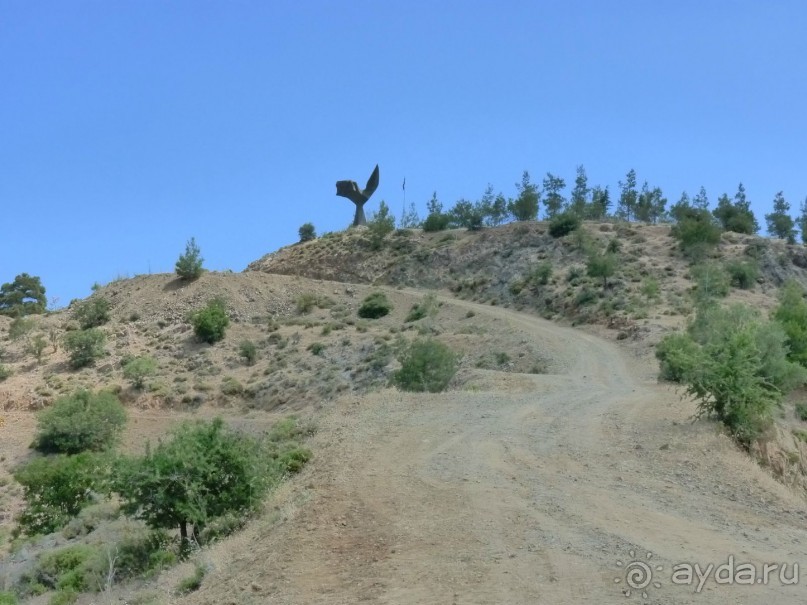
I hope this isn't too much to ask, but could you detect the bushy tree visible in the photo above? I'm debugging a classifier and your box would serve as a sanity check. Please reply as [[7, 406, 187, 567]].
[[73, 296, 110, 329], [393, 339, 457, 392], [114, 418, 276, 543], [15, 452, 113, 534], [669, 191, 691, 223], [190, 299, 229, 343], [34, 389, 127, 454], [0, 273, 47, 316], [634, 182, 667, 224], [586, 252, 617, 289], [123, 356, 158, 389], [175, 237, 204, 281], [712, 185, 758, 234], [670, 207, 722, 261], [422, 192, 450, 232], [63, 328, 106, 369], [508, 171, 539, 221], [542, 172, 566, 219], [548, 211, 581, 238], [448, 199, 484, 230], [298, 222, 316, 242], [765, 191, 796, 243]]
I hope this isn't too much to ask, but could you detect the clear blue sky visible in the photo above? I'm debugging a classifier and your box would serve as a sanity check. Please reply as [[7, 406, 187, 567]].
[[2, 1, 806, 307]]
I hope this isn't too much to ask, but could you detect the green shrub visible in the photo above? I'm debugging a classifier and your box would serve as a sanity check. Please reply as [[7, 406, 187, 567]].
[[296, 293, 319, 314], [725, 259, 759, 289], [307, 342, 325, 356], [393, 339, 458, 392], [33, 389, 126, 454], [548, 211, 581, 238], [0, 591, 17, 605], [114, 529, 176, 578], [405, 293, 438, 322], [586, 253, 617, 288], [422, 212, 450, 232], [238, 340, 257, 365], [358, 292, 392, 319], [773, 280, 807, 366], [63, 328, 106, 369], [175, 237, 204, 280], [73, 297, 110, 329], [298, 222, 316, 242], [530, 262, 553, 286], [655, 332, 701, 382], [190, 299, 229, 343], [796, 402, 807, 422], [220, 376, 243, 396], [36, 545, 96, 592], [641, 277, 660, 300], [123, 356, 157, 389], [367, 201, 396, 248], [670, 208, 722, 261], [0, 364, 10, 381]]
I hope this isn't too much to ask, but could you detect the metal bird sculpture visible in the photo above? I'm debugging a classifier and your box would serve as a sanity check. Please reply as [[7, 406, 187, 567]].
[[336, 164, 380, 227]]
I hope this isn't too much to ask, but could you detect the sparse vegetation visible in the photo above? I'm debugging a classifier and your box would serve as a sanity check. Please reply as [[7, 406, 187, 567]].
[[725, 259, 759, 290], [123, 356, 158, 389], [393, 338, 458, 392], [189, 298, 229, 343], [358, 292, 392, 319], [239, 340, 258, 365], [405, 293, 438, 322]]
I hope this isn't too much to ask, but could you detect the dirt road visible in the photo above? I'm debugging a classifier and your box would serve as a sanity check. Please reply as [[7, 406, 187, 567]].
[[191, 297, 807, 605]]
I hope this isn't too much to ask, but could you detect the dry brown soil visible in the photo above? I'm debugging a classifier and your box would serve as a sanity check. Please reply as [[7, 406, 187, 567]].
[[177, 294, 807, 605]]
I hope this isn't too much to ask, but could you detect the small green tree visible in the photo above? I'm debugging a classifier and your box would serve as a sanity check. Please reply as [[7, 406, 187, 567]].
[[367, 201, 396, 248], [548, 211, 581, 238], [393, 339, 458, 392], [569, 165, 589, 217], [26, 332, 48, 364], [114, 418, 275, 544], [542, 172, 566, 219], [797, 197, 807, 244], [422, 192, 450, 232], [670, 207, 722, 261], [63, 328, 106, 369], [238, 340, 258, 365], [586, 252, 616, 289], [478, 185, 509, 226], [175, 237, 204, 281], [190, 299, 229, 343], [34, 389, 127, 454], [712, 185, 758, 234], [0, 273, 47, 316], [765, 191, 796, 243], [586, 185, 611, 219], [123, 356, 158, 389], [399, 202, 421, 229], [508, 171, 539, 221], [298, 222, 316, 242]]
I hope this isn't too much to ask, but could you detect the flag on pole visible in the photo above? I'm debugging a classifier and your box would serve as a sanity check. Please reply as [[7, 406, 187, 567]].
[[402, 178, 406, 192]]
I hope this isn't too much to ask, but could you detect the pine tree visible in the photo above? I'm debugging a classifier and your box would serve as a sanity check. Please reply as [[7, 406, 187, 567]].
[[588, 186, 611, 219], [570, 165, 589, 217], [635, 182, 667, 224], [798, 197, 807, 245], [670, 191, 692, 223], [508, 171, 540, 221], [616, 169, 638, 221], [693, 186, 709, 210], [765, 191, 796, 243], [0, 273, 47, 316], [175, 237, 204, 280], [712, 185, 758, 234], [542, 172, 566, 219]]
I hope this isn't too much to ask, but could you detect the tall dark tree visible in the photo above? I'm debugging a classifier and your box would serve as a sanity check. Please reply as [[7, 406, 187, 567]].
[[0, 273, 47, 316], [765, 191, 796, 244], [616, 169, 638, 221], [542, 172, 566, 219], [508, 171, 540, 221], [569, 165, 589, 217]]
